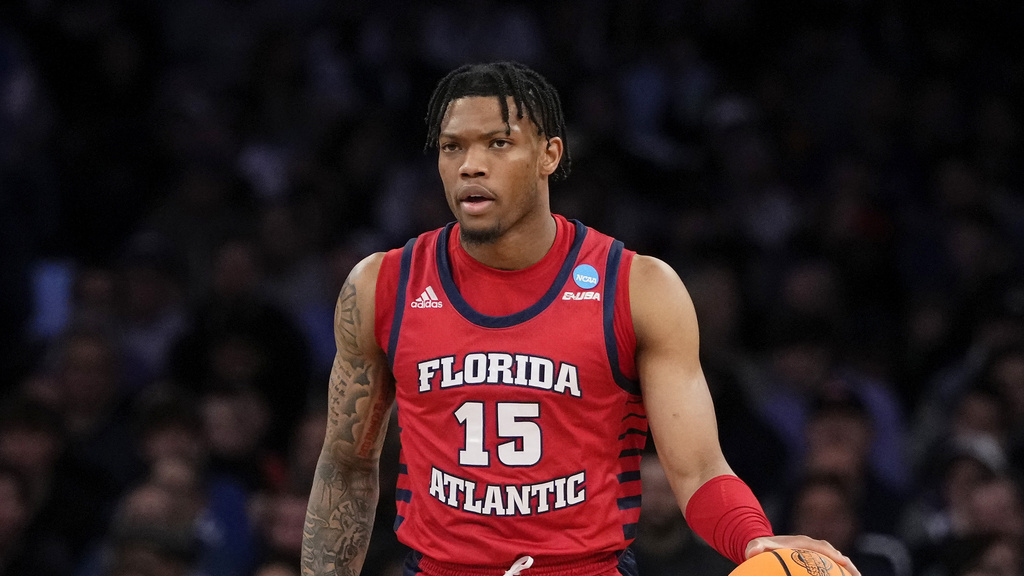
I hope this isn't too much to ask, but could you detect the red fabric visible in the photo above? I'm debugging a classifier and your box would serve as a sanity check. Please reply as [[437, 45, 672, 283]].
[[683, 475, 774, 565], [375, 249, 402, 348], [375, 215, 637, 380], [418, 552, 618, 576], [448, 215, 575, 315], [610, 248, 635, 381], [384, 221, 645, 564]]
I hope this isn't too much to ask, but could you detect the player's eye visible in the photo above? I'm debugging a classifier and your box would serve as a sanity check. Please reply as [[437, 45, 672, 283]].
[[491, 139, 511, 149], [440, 142, 460, 152]]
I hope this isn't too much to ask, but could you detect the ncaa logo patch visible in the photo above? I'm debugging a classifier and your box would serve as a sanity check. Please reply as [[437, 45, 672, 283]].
[[573, 264, 599, 290]]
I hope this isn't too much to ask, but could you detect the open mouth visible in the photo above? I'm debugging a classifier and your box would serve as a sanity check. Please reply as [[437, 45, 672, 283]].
[[460, 195, 494, 215], [458, 186, 495, 214]]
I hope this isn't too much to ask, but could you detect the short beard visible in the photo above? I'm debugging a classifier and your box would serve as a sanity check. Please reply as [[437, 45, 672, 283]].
[[460, 224, 502, 246]]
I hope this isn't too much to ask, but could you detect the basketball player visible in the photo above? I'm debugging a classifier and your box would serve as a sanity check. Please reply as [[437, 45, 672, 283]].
[[302, 62, 861, 576]]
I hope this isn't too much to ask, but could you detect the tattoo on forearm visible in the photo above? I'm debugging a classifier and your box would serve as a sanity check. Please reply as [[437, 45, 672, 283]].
[[302, 457, 379, 576], [303, 274, 394, 576]]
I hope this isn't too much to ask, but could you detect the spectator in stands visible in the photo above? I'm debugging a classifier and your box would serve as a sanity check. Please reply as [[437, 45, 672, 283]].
[[0, 462, 63, 576], [0, 394, 119, 568], [786, 474, 911, 576]]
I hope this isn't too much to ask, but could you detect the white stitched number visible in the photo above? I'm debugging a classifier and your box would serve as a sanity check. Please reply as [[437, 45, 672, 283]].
[[454, 402, 542, 467], [454, 401, 489, 466], [496, 402, 541, 466]]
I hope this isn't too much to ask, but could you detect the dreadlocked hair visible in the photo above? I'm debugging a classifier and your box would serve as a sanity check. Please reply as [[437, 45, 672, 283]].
[[424, 61, 571, 180]]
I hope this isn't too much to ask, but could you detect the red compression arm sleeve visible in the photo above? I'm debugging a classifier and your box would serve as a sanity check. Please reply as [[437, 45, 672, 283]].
[[683, 474, 774, 565]]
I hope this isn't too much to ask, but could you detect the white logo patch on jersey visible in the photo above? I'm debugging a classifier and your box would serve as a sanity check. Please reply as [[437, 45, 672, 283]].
[[562, 291, 601, 301], [411, 285, 443, 308]]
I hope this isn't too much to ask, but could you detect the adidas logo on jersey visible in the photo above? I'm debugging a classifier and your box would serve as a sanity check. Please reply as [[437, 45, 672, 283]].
[[411, 286, 443, 308]]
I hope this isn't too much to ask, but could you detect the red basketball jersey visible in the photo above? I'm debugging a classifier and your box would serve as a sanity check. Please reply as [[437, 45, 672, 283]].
[[375, 218, 648, 571]]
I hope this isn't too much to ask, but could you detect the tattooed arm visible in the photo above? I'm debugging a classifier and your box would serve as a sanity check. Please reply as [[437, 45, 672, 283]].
[[303, 253, 396, 576]]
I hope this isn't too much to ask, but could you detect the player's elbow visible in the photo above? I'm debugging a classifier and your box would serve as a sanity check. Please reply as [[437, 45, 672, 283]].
[[667, 454, 734, 504], [320, 440, 381, 475]]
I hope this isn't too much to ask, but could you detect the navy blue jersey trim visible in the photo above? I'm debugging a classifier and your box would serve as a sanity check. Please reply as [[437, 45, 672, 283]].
[[398, 463, 408, 474], [618, 428, 647, 440], [402, 551, 424, 576], [622, 523, 639, 540], [396, 489, 412, 503], [617, 470, 641, 483], [618, 547, 638, 576], [436, 220, 589, 328], [395, 514, 407, 533], [619, 448, 643, 458], [603, 240, 641, 395], [387, 238, 417, 367], [617, 495, 642, 510]]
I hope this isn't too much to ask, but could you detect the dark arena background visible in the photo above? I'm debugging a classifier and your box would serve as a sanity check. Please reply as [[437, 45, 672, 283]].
[[1, 2, 1022, 576]]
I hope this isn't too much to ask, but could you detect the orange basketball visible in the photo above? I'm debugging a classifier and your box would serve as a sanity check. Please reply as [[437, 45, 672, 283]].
[[730, 548, 847, 576]]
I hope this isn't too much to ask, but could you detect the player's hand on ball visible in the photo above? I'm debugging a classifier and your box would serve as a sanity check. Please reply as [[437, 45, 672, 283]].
[[744, 536, 860, 576]]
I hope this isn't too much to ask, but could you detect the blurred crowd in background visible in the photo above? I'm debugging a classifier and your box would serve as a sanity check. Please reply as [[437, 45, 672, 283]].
[[1, 1, 1022, 575]]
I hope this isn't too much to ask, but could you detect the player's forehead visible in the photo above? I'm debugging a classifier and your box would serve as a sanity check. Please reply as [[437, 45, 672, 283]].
[[439, 96, 534, 137]]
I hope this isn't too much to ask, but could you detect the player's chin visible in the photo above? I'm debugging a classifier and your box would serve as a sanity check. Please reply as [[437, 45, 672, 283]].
[[459, 221, 503, 245]]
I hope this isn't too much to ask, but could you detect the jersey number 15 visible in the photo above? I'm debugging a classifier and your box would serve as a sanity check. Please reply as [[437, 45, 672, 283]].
[[454, 401, 541, 467]]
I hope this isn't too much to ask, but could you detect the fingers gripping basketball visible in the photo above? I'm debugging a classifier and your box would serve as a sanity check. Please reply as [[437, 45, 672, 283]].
[[730, 548, 847, 576]]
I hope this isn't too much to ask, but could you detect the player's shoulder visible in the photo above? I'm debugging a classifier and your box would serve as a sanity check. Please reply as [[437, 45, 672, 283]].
[[629, 254, 686, 290], [356, 226, 450, 299], [628, 254, 697, 339], [346, 251, 389, 294]]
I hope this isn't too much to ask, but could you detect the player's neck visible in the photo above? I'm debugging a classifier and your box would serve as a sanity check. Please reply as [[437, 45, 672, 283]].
[[459, 211, 557, 271]]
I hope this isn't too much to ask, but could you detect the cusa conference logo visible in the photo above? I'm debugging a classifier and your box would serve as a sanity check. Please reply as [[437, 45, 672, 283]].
[[564, 264, 601, 301]]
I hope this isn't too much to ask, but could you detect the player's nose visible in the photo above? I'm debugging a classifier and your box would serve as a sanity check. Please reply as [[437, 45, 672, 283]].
[[460, 145, 487, 178]]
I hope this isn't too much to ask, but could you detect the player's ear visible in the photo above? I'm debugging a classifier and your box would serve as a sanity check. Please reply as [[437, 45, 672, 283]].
[[539, 136, 563, 178]]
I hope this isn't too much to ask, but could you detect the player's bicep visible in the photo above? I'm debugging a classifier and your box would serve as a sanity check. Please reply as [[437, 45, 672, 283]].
[[631, 256, 732, 501], [324, 252, 396, 467]]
